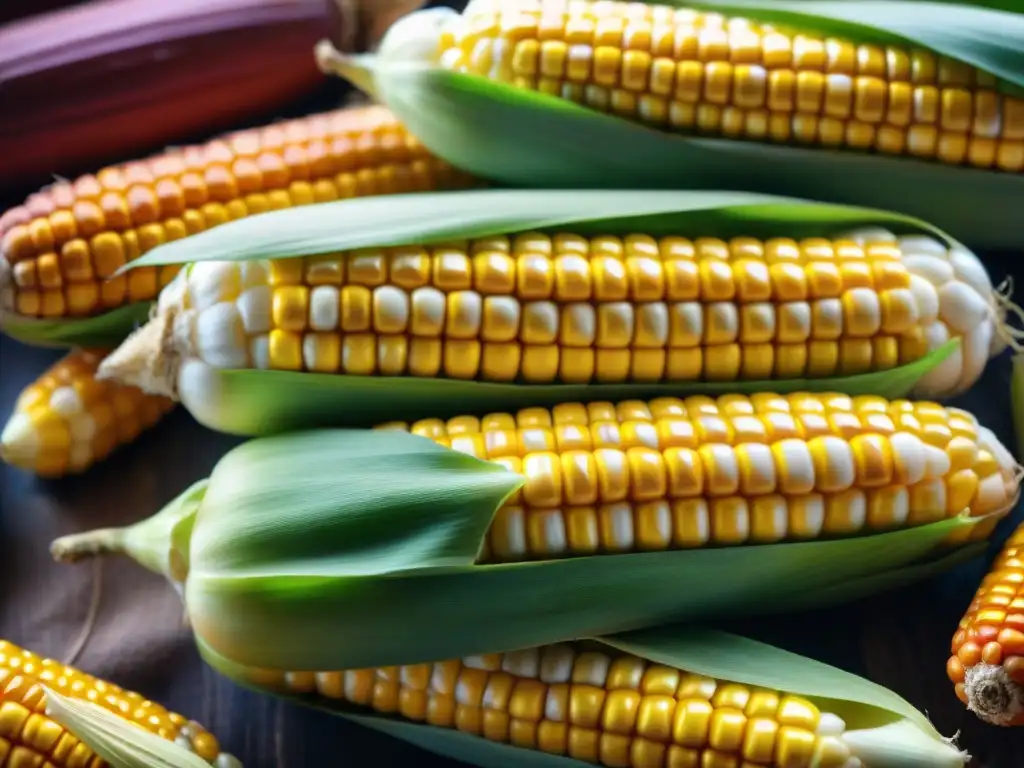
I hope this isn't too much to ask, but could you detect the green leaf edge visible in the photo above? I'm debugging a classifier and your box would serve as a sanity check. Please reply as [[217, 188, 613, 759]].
[[182, 339, 959, 436], [0, 302, 152, 348], [118, 189, 955, 271]]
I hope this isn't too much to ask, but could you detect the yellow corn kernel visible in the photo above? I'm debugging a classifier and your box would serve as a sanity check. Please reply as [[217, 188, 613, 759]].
[[0, 348, 174, 478], [0, 638, 239, 766]]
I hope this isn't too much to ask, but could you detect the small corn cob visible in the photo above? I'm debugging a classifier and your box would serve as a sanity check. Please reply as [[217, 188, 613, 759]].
[[0, 638, 240, 766], [240, 640, 902, 767], [947, 521, 1024, 726], [427, 0, 1024, 172], [0, 348, 174, 478], [110, 226, 1009, 400], [0, 105, 475, 322], [367, 393, 1022, 561]]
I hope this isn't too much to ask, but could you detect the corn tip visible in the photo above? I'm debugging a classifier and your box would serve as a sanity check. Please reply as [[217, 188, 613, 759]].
[[0, 410, 37, 468], [97, 312, 179, 398]]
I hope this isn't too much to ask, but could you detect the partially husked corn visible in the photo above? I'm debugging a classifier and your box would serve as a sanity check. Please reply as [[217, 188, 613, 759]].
[[0, 106, 474, 321], [0, 349, 173, 477], [948, 522, 1024, 726], [370, 393, 1021, 562], [244, 641, 868, 767], [0, 639, 240, 767], [142, 227, 1007, 399], [432, 0, 1024, 171]]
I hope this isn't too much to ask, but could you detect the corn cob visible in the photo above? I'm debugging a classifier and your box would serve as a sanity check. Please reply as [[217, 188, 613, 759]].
[[0, 638, 240, 767], [369, 393, 1022, 561], [0, 105, 475, 323], [418, 0, 1024, 172], [947, 521, 1024, 727], [0, 348, 174, 478], [0, 0, 335, 188], [251, 643, 870, 767], [101, 224, 1010, 402]]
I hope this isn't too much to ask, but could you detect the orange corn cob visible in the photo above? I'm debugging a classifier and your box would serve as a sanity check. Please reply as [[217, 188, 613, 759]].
[[0, 348, 174, 477], [948, 521, 1024, 726], [0, 638, 241, 766], [0, 105, 476, 323]]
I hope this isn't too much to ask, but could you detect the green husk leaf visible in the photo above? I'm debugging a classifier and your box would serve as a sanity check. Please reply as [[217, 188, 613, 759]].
[[51, 428, 1004, 673], [42, 687, 210, 768], [50, 479, 208, 594], [183, 510, 993, 671], [178, 339, 958, 436], [196, 628, 968, 768], [0, 302, 152, 348], [321, 11, 1024, 249], [1014, 353, 1024, 460], [120, 189, 955, 271]]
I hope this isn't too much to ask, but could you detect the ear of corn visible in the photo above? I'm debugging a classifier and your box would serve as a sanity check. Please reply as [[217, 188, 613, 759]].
[[50, 392, 1020, 672], [36, 616, 971, 768], [220, 627, 971, 768], [93, 189, 1014, 437], [0, 348, 175, 477], [315, 0, 1024, 250], [0, 638, 240, 767], [0, 105, 477, 347], [947, 521, 1024, 727]]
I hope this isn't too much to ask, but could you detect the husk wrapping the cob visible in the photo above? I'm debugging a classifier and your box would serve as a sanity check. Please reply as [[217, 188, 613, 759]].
[[314, 0, 1024, 249], [87, 189, 1021, 437], [49, 395, 1020, 672], [39, 623, 974, 768]]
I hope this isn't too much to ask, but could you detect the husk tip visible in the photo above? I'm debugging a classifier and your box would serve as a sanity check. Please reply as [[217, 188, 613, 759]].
[[50, 527, 129, 564], [96, 312, 179, 398], [314, 38, 346, 76]]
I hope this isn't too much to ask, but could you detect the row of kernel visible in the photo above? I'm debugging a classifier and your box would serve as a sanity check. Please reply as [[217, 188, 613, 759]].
[[11, 269, 177, 318], [436, 414, 973, 464], [238, 331, 921, 383], [466, 437, 960, 509], [484, 483, 967, 560], [400, 393, 955, 431], [260, 287, 921, 345], [267, 255, 915, 306], [270, 235, 907, 284], [1, 120, 425, 238], [1, 158, 457, 265]]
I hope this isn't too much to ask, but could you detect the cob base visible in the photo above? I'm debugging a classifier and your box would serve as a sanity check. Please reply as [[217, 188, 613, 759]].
[[963, 663, 1024, 726]]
